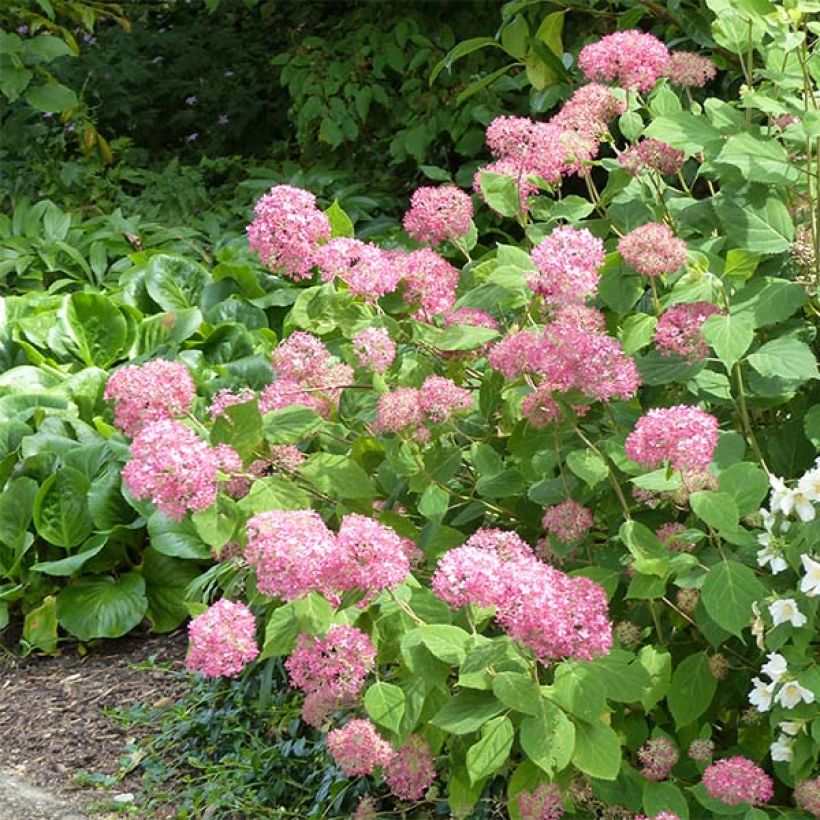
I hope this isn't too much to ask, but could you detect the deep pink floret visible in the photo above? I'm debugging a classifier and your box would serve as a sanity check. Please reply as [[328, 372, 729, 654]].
[[529, 226, 605, 305], [403, 185, 473, 246], [618, 223, 688, 277], [702, 757, 774, 806], [384, 734, 436, 800], [578, 30, 671, 92], [186, 599, 259, 678]]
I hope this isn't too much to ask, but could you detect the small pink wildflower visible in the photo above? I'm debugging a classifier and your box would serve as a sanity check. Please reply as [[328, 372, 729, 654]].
[[795, 777, 820, 817], [384, 734, 436, 801], [326, 719, 395, 777], [619, 139, 685, 176], [517, 782, 564, 819], [352, 327, 396, 374], [625, 405, 719, 472], [638, 737, 679, 781], [542, 499, 594, 543], [667, 51, 717, 87], [618, 223, 688, 277], [105, 359, 195, 437], [578, 30, 670, 92], [403, 185, 473, 246], [702, 757, 774, 806], [247, 185, 330, 280], [186, 599, 259, 678], [655, 301, 720, 360], [419, 375, 473, 422], [529, 226, 605, 305]]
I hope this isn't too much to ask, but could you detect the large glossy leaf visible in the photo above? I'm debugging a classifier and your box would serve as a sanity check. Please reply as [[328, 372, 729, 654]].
[[63, 293, 128, 367], [142, 547, 202, 633], [0, 476, 37, 552], [147, 511, 211, 559], [57, 572, 148, 640], [145, 254, 210, 311], [33, 467, 94, 548], [364, 682, 406, 734], [667, 651, 717, 728], [466, 715, 514, 784], [701, 560, 767, 637], [571, 719, 621, 780]]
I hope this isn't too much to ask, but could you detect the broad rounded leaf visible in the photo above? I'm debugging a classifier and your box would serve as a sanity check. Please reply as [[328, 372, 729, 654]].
[[57, 572, 148, 640], [667, 651, 717, 728], [701, 560, 767, 637], [466, 715, 514, 784], [25, 82, 78, 112], [33, 467, 94, 548], [364, 682, 406, 734]]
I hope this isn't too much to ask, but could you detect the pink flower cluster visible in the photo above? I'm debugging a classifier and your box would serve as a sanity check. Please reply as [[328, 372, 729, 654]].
[[521, 386, 563, 429], [618, 223, 688, 277], [619, 139, 685, 176], [384, 734, 436, 800], [542, 499, 594, 543], [638, 737, 679, 781], [656, 522, 690, 552], [375, 376, 473, 435], [485, 116, 567, 185], [529, 226, 605, 305], [578, 30, 671, 92], [517, 782, 564, 819], [352, 327, 396, 374], [551, 83, 626, 140], [105, 359, 196, 437], [668, 51, 717, 87], [444, 307, 499, 332], [655, 301, 720, 361], [795, 777, 820, 817], [247, 185, 331, 280], [122, 419, 240, 520], [313, 238, 401, 301], [326, 719, 395, 776], [394, 248, 461, 318], [432, 528, 612, 664], [403, 185, 473, 246], [245, 510, 410, 606], [208, 387, 256, 420], [625, 405, 719, 472], [186, 599, 259, 678], [701, 757, 774, 806]]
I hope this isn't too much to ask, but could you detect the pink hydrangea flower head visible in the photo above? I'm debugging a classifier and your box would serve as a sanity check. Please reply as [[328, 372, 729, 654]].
[[619, 139, 686, 176], [487, 330, 542, 380], [558, 129, 600, 176], [465, 527, 532, 561], [431, 546, 507, 609], [186, 599, 259, 677], [688, 739, 715, 763], [485, 117, 567, 184], [330, 513, 411, 605], [517, 782, 564, 819], [551, 82, 626, 138], [638, 737, 679, 781], [618, 223, 688, 277], [352, 327, 396, 374], [374, 387, 424, 435], [313, 238, 400, 300], [246, 184, 331, 280], [326, 719, 395, 777], [269, 444, 305, 472], [795, 777, 820, 817], [656, 522, 690, 552], [208, 387, 256, 420], [578, 30, 671, 92], [394, 248, 460, 318], [542, 499, 594, 543], [384, 734, 436, 800], [529, 226, 605, 305], [655, 301, 721, 360], [353, 797, 379, 820], [122, 419, 228, 520], [419, 376, 473, 423], [625, 405, 719, 472], [271, 332, 331, 383], [244, 509, 337, 600], [285, 624, 376, 697], [444, 307, 499, 331], [553, 305, 607, 334], [702, 757, 774, 806], [104, 359, 196, 437], [403, 185, 473, 246], [522, 386, 563, 429], [258, 379, 329, 417], [667, 51, 717, 87], [474, 159, 540, 214], [301, 688, 354, 729]]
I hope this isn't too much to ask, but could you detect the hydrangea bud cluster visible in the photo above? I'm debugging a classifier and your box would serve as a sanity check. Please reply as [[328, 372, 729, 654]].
[[688, 739, 715, 763], [246, 184, 331, 280], [353, 797, 378, 820], [667, 51, 717, 87], [517, 782, 565, 819], [403, 185, 473, 246], [625, 405, 719, 472], [542, 499, 594, 543], [352, 327, 396, 374], [325, 719, 395, 776], [795, 777, 820, 817], [654, 301, 720, 361], [186, 599, 259, 678], [122, 419, 240, 520], [529, 226, 605, 305], [618, 139, 685, 176], [105, 359, 196, 437], [618, 223, 688, 277], [638, 737, 679, 781], [383, 734, 436, 800], [313, 237, 401, 301], [701, 757, 774, 806], [578, 30, 671, 92]]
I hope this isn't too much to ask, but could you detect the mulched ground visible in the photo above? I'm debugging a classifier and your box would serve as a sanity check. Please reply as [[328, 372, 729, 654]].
[[0, 629, 189, 815]]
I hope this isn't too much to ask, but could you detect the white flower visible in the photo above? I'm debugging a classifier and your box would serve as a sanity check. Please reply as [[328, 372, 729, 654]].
[[756, 543, 788, 574], [797, 468, 820, 502], [779, 721, 801, 736], [761, 652, 788, 682], [769, 598, 807, 628], [792, 489, 817, 522], [751, 602, 766, 650], [770, 736, 794, 762], [770, 476, 816, 521], [800, 554, 820, 597], [769, 476, 790, 515], [775, 680, 815, 709], [748, 677, 775, 711]]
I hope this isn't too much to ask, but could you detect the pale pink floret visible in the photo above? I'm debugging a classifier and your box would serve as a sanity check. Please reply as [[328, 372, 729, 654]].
[[208, 388, 256, 420], [619, 139, 685, 176], [431, 546, 507, 609], [551, 82, 626, 139], [618, 223, 688, 277], [104, 359, 196, 437], [656, 522, 690, 552], [517, 782, 564, 819], [403, 185, 473, 246], [394, 248, 460, 318], [795, 777, 820, 817], [578, 30, 671, 92], [522, 386, 563, 429], [313, 237, 401, 301], [374, 388, 424, 434], [487, 330, 542, 380], [384, 735, 436, 801], [246, 185, 331, 280], [542, 499, 594, 543], [486, 117, 567, 184], [625, 405, 719, 472], [269, 444, 305, 472], [419, 375, 473, 422], [655, 301, 720, 361], [258, 379, 328, 416], [465, 527, 532, 561], [271, 332, 332, 383], [326, 719, 395, 777], [638, 737, 679, 781], [443, 308, 499, 331], [285, 624, 375, 697], [352, 327, 396, 374], [667, 51, 717, 87], [244, 509, 337, 601], [186, 599, 259, 678], [122, 419, 235, 521], [529, 226, 605, 305], [702, 757, 774, 806]]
